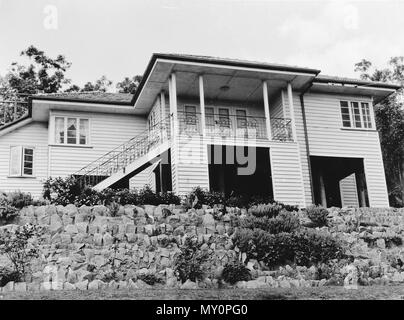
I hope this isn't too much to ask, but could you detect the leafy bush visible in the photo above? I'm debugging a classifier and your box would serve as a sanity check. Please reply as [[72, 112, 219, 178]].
[[306, 205, 330, 227], [0, 224, 42, 281], [4, 191, 33, 209], [248, 203, 284, 218], [174, 237, 211, 283], [233, 228, 344, 268], [240, 211, 300, 234], [185, 187, 225, 209], [0, 267, 20, 287], [293, 229, 345, 266], [0, 202, 18, 223], [222, 261, 251, 284], [43, 176, 82, 205], [74, 186, 103, 206], [137, 273, 165, 285]]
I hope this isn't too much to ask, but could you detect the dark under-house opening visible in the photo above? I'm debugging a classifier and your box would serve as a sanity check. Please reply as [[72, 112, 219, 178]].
[[207, 145, 273, 199], [153, 149, 172, 193], [310, 156, 369, 207]]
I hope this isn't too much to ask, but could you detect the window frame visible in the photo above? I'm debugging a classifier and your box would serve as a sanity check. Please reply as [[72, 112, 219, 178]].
[[52, 116, 91, 146], [339, 99, 374, 130], [9, 146, 35, 177]]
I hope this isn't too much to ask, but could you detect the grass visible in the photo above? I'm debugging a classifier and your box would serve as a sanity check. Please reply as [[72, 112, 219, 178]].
[[2, 285, 404, 300]]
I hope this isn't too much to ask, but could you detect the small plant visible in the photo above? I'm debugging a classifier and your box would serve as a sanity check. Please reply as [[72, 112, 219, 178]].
[[102, 236, 122, 282], [0, 224, 42, 281], [185, 187, 225, 209], [137, 273, 165, 286], [306, 205, 330, 227], [222, 261, 251, 284], [174, 237, 211, 283], [107, 201, 121, 217], [0, 267, 20, 287], [248, 203, 284, 218], [0, 202, 18, 224], [43, 175, 82, 205], [240, 210, 300, 234], [5, 191, 33, 209]]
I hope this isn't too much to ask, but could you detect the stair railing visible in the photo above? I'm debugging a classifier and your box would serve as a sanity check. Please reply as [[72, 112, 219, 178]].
[[74, 114, 172, 188]]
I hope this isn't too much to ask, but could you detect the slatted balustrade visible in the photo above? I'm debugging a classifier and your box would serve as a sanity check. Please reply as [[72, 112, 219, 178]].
[[75, 115, 171, 188]]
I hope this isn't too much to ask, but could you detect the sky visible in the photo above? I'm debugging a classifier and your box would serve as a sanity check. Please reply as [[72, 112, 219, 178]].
[[1, 0, 404, 90]]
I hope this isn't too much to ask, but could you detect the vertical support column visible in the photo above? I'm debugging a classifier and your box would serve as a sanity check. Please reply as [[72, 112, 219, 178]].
[[171, 73, 178, 138], [319, 170, 327, 208], [262, 81, 272, 140], [199, 75, 206, 137], [357, 172, 367, 207], [287, 82, 297, 141]]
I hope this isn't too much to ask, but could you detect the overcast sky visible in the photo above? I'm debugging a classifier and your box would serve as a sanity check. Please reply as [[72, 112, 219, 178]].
[[0, 0, 403, 90]]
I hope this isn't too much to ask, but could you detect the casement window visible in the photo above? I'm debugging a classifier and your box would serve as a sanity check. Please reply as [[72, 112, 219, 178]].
[[236, 109, 247, 128], [340, 100, 373, 129], [54, 117, 89, 145], [205, 107, 215, 127], [9, 146, 34, 177], [218, 108, 230, 128], [184, 106, 197, 125]]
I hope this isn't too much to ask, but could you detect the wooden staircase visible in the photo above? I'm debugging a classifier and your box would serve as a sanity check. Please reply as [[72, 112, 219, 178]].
[[75, 115, 172, 189]]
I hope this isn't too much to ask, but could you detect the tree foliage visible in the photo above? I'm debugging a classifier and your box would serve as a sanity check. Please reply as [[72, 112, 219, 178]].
[[116, 75, 142, 94], [7, 45, 72, 94], [355, 57, 404, 206], [81, 75, 113, 92]]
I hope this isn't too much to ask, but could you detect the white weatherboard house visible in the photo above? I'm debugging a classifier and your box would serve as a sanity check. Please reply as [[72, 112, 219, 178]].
[[0, 54, 400, 207]]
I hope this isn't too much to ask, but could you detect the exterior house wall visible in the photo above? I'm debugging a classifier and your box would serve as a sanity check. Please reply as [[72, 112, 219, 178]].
[[0, 122, 49, 197], [303, 92, 389, 207]]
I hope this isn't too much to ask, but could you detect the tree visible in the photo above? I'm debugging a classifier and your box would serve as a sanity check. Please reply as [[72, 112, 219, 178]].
[[116, 75, 142, 94], [81, 75, 112, 92], [7, 45, 71, 94], [355, 57, 404, 206], [64, 84, 81, 92]]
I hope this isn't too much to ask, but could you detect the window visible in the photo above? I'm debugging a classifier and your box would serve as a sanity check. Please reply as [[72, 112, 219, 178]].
[[236, 109, 247, 128], [54, 117, 89, 145], [340, 100, 373, 129], [184, 106, 197, 125], [218, 108, 230, 128], [9, 146, 34, 177], [205, 107, 214, 127]]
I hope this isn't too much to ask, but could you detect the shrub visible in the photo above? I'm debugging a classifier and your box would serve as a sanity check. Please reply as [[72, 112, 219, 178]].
[[43, 176, 82, 205], [233, 227, 344, 268], [240, 211, 300, 234], [306, 205, 330, 227], [222, 261, 251, 284], [248, 203, 284, 218], [0, 224, 42, 281], [5, 191, 33, 209], [0, 267, 20, 287], [232, 228, 255, 253], [137, 273, 165, 285], [293, 229, 345, 266], [174, 237, 211, 283], [225, 195, 249, 208], [137, 186, 181, 206], [185, 187, 225, 209], [74, 186, 103, 206], [0, 202, 18, 223]]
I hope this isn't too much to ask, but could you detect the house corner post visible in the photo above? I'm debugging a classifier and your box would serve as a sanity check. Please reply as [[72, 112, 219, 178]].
[[262, 81, 272, 140], [287, 82, 297, 141], [199, 75, 206, 137]]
